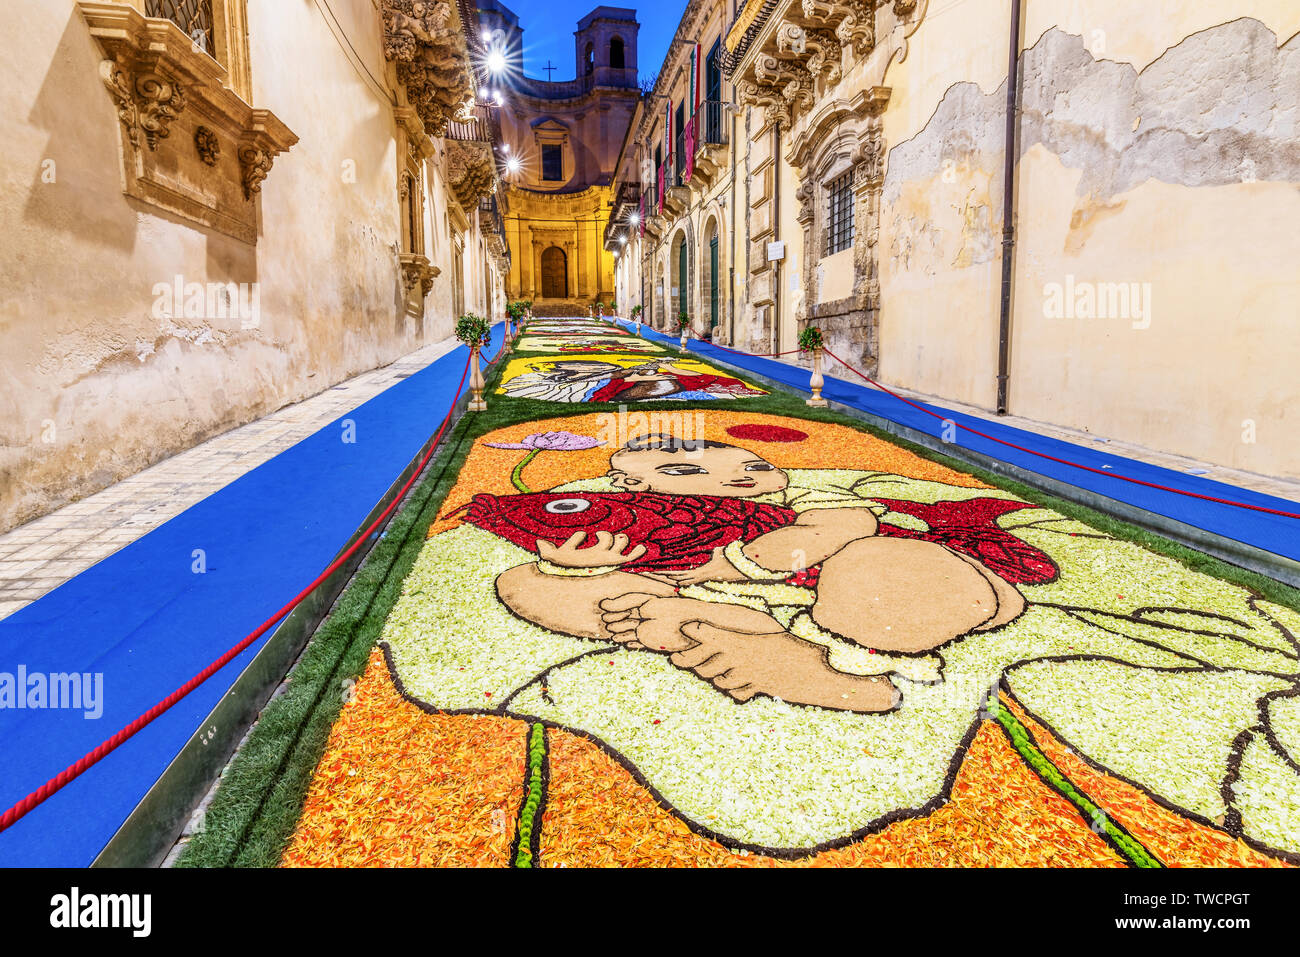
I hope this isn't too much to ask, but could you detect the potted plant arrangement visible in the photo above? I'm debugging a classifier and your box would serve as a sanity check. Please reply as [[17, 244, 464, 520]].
[[506, 300, 528, 345], [456, 313, 492, 411], [676, 309, 691, 350], [798, 324, 828, 408], [630, 303, 643, 334]]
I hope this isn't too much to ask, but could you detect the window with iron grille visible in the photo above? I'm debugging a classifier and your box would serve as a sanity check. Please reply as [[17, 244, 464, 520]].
[[825, 171, 854, 255], [147, 1, 215, 56]]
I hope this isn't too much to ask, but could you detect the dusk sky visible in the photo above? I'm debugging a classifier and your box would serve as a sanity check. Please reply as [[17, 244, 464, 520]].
[[508, 1, 689, 83]]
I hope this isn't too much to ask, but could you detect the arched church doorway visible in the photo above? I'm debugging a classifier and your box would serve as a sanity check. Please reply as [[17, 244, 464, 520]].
[[540, 246, 568, 298]]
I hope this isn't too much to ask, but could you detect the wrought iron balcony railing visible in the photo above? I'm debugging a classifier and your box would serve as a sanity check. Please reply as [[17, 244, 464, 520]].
[[445, 104, 501, 143], [146, 0, 214, 55], [721, 0, 780, 77], [695, 100, 728, 148]]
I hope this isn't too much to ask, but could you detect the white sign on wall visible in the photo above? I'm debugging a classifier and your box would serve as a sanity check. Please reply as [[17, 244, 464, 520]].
[[766, 241, 785, 262]]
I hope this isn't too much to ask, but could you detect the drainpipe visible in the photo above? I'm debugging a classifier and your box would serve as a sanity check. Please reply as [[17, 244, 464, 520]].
[[996, 0, 1023, 415], [729, 89, 738, 343], [771, 119, 781, 355]]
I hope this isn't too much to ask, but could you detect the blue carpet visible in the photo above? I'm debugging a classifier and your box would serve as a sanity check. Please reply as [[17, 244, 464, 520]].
[[0, 325, 502, 866], [624, 321, 1300, 563]]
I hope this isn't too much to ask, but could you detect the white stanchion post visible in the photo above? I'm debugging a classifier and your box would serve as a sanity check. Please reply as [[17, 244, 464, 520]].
[[806, 347, 828, 407], [468, 345, 488, 411]]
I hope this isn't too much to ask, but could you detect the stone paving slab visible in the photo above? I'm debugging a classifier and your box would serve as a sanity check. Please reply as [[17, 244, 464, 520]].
[[0, 338, 460, 621]]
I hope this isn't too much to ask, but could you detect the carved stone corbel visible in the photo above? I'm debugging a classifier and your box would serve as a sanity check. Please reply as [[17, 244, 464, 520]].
[[382, 1, 475, 137], [446, 140, 496, 209], [237, 111, 296, 200], [99, 58, 186, 151], [400, 252, 439, 297], [800, 0, 875, 58], [238, 146, 272, 199]]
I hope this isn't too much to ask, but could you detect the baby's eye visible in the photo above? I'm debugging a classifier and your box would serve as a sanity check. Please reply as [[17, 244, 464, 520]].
[[657, 465, 708, 476], [745, 463, 776, 472], [544, 498, 591, 514]]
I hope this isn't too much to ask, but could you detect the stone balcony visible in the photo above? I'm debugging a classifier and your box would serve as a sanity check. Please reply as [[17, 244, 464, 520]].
[[725, 0, 927, 128]]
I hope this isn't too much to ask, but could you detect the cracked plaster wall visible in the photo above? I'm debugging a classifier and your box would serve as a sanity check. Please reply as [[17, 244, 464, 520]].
[[876, 7, 1300, 476]]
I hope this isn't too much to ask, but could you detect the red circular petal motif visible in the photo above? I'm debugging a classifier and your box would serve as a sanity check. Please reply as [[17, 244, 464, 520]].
[[725, 424, 809, 443]]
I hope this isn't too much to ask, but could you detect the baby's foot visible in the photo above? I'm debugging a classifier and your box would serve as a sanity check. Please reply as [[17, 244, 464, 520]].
[[597, 594, 709, 652], [598, 594, 784, 652], [674, 622, 900, 713]]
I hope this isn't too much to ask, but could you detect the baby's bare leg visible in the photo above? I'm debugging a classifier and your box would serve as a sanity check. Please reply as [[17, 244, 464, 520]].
[[812, 537, 1023, 653], [495, 563, 676, 641], [599, 594, 899, 713]]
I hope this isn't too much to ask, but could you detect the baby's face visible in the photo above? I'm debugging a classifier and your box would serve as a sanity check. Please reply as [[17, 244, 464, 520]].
[[609, 446, 788, 497]]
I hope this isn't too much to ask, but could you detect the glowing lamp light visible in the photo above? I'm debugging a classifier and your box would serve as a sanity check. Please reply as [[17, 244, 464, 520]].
[[506, 156, 522, 174], [486, 49, 507, 74], [629, 212, 641, 225]]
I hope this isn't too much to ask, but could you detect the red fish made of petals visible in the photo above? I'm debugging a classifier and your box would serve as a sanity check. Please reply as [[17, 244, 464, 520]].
[[873, 497, 1059, 584], [460, 490, 1059, 584], [462, 491, 797, 573]]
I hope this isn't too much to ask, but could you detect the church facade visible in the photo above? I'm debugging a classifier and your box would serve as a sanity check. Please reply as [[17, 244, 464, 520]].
[[483, 3, 640, 311]]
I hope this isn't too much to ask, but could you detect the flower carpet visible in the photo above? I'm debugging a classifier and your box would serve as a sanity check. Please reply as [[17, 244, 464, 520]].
[[198, 318, 1300, 868]]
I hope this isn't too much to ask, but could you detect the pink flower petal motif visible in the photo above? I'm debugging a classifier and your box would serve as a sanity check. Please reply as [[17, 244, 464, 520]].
[[484, 431, 606, 452]]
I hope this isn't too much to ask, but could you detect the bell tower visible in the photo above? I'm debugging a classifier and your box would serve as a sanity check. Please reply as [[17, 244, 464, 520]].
[[573, 6, 638, 89]]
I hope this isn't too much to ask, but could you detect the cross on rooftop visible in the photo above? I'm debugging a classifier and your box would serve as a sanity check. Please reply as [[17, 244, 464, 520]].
[[542, 60, 557, 81]]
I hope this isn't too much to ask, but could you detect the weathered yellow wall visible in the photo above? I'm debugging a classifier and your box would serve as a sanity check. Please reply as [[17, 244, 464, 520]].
[[0, 0, 501, 530], [876, 0, 1300, 476]]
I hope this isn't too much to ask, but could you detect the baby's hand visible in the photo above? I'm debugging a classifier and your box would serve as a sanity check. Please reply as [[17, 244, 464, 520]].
[[537, 531, 647, 568], [646, 546, 747, 586]]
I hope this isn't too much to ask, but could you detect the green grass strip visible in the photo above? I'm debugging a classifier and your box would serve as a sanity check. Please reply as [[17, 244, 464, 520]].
[[512, 722, 547, 868], [991, 698, 1162, 868]]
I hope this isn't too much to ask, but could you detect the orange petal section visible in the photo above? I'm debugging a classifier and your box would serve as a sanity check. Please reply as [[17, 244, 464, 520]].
[[281, 650, 527, 868], [539, 720, 1124, 867], [1004, 697, 1293, 868], [430, 411, 990, 537]]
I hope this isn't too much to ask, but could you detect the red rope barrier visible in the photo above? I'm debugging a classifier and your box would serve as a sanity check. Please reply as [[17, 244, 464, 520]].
[[0, 354, 473, 835], [706, 341, 804, 359], [818, 347, 1300, 521], [618, 319, 802, 358]]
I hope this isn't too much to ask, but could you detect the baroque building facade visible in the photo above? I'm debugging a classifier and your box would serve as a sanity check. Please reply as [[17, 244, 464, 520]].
[[486, 3, 641, 311], [610, 0, 1300, 479], [1, 0, 511, 531]]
